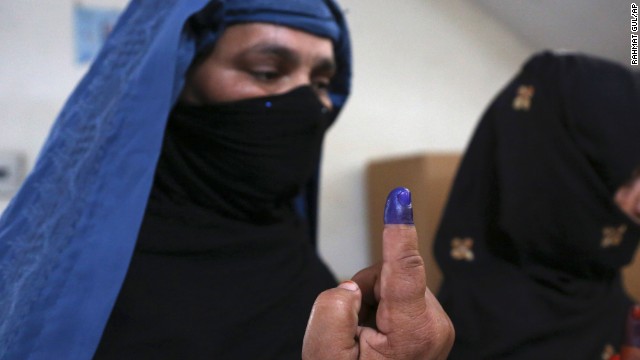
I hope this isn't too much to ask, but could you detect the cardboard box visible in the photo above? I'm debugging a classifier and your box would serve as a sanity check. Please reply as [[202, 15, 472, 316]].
[[366, 153, 461, 295], [366, 153, 640, 301]]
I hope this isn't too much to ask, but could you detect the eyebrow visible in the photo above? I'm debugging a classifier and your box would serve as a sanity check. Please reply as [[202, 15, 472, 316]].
[[239, 43, 336, 73], [313, 57, 337, 76]]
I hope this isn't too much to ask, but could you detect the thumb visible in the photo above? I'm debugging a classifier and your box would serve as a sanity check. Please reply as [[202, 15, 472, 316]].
[[302, 281, 361, 360]]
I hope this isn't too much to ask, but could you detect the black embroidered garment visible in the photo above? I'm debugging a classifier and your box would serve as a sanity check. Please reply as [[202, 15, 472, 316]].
[[434, 51, 640, 359]]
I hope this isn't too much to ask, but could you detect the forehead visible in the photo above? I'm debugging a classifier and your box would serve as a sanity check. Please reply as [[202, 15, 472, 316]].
[[214, 22, 335, 59]]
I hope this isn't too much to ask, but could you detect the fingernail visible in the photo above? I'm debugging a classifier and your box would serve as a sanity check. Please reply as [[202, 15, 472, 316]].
[[338, 281, 359, 292], [383, 187, 414, 225]]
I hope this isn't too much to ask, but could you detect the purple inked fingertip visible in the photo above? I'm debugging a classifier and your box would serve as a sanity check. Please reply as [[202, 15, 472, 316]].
[[383, 187, 414, 225]]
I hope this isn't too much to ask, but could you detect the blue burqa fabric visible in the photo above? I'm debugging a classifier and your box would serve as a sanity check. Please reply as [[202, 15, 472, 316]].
[[0, 1, 351, 358]]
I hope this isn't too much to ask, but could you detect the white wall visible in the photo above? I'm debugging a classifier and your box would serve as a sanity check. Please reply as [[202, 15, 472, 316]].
[[0, 1, 80, 209], [318, 0, 533, 279], [0, 0, 128, 209], [0, 0, 534, 279]]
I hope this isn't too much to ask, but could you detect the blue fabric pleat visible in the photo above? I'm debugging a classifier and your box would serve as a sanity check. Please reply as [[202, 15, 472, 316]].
[[0, 2, 208, 358]]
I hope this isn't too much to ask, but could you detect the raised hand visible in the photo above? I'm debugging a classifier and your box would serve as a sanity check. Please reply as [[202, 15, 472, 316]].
[[303, 187, 454, 359]]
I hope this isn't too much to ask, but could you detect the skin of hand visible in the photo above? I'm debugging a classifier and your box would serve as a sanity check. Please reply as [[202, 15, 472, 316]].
[[620, 347, 640, 360], [615, 170, 640, 224], [614, 172, 640, 360], [620, 305, 640, 360], [302, 188, 454, 359]]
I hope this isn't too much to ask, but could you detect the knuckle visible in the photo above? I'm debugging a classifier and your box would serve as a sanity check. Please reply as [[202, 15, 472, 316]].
[[423, 308, 456, 353], [397, 253, 425, 270]]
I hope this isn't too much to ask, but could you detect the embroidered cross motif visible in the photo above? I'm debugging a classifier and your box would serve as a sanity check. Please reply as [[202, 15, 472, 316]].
[[601, 225, 627, 248], [512, 85, 535, 111], [450, 237, 474, 261]]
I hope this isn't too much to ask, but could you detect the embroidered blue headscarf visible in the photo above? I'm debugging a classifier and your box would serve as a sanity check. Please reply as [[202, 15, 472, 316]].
[[0, 1, 351, 358]]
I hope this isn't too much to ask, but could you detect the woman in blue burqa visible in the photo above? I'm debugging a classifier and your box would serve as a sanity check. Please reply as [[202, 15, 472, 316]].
[[0, 0, 351, 358], [434, 51, 640, 359]]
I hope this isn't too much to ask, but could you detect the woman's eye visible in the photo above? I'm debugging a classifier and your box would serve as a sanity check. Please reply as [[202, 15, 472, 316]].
[[251, 70, 280, 81]]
